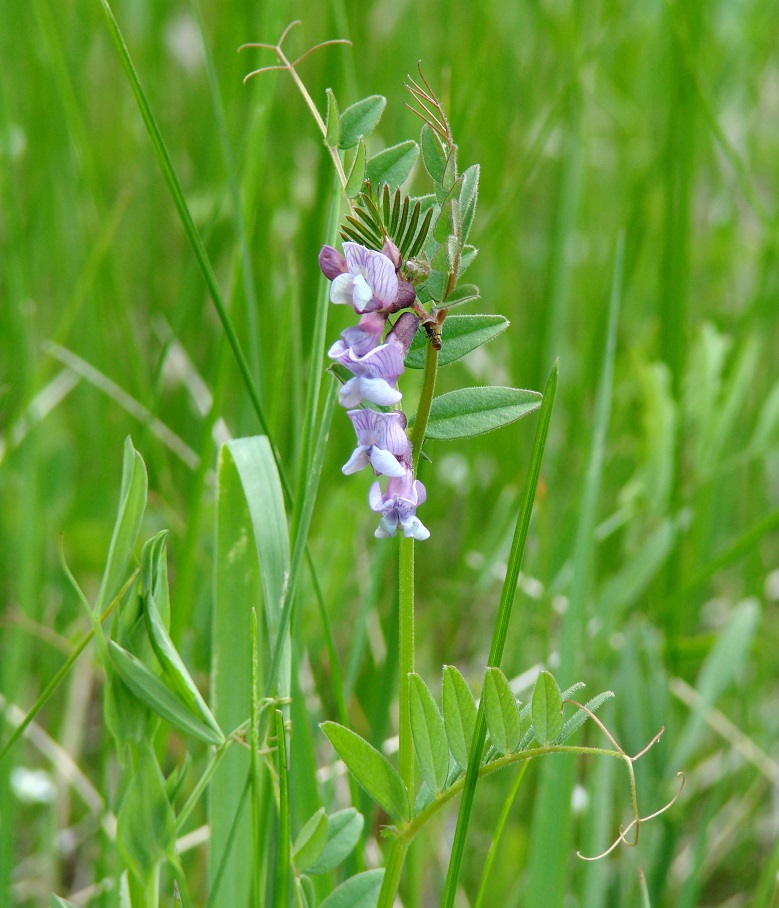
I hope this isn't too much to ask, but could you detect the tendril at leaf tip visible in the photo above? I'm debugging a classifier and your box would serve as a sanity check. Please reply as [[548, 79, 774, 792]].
[[576, 772, 686, 862]]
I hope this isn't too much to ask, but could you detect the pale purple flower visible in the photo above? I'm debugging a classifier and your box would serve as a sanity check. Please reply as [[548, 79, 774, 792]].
[[328, 311, 387, 358], [369, 470, 430, 540], [332, 341, 405, 408], [327, 243, 399, 314], [343, 410, 410, 477]]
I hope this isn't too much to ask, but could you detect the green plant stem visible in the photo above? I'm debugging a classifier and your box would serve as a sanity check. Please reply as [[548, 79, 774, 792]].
[[144, 864, 161, 908], [398, 534, 415, 799], [378, 342, 439, 908], [441, 360, 558, 907], [410, 343, 439, 471], [275, 709, 290, 908], [175, 732, 238, 834]]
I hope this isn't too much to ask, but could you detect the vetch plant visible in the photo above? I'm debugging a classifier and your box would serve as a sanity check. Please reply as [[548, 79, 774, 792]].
[[8, 12, 684, 908]]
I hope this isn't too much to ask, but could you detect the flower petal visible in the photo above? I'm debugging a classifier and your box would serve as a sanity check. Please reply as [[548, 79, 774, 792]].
[[365, 250, 399, 308], [338, 378, 364, 409], [358, 377, 402, 406], [342, 446, 371, 475], [330, 273, 355, 306], [369, 446, 406, 477]]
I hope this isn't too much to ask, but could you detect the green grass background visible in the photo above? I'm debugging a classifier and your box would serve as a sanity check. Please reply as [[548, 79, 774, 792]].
[[2, 0, 779, 905]]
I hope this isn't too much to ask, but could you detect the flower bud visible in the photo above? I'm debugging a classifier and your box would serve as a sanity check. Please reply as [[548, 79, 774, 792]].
[[318, 245, 348, 280]]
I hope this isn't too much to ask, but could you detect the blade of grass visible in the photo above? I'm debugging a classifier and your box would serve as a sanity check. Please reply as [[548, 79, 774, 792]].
[[439, 359, 558, 908], [525, 234, 623, 908]]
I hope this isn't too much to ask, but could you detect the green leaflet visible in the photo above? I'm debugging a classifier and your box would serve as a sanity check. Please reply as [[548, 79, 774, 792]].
[[292, 807, 328, 872], [405, 314, 510, 369], [320, 869, 385, 908], [321, 722, 409, 822], [345, 138, 367, 199], [417, 386, 542, 440], [339, 95, 386, 149], [367, 141, 419, 192], [107, 641, 223, 745], [459, 164, 479, 243], [532, 671, 563, 746], [306, 809, 364, 875], [325, 88, 340, 147], [409, 673, 449, 793], [441, 282, 480, 308], [420, 123, 446, 184], [442, 665, 477, 771], [483, 667, 522, 755]]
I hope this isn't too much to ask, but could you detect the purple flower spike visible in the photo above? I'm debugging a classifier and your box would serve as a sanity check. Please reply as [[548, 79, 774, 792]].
[[369, 470, 430, 540], [330, 243, 399, 314], [332, 341, 406, 408], [343, 410, 410, 477]]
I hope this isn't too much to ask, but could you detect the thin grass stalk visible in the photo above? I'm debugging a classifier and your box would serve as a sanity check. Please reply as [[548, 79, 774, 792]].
[[97, 0, 281, 473], [441, 360, 559, 908], [474, 762, 529, 908], [275, 709, 290, 908], [525, 236, 624, 908], [185, 0, 262, 385]]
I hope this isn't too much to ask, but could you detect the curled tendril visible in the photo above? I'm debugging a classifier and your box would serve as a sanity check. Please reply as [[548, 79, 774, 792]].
[[404, 63, 454, 147], [239, 21, 351, 84], [239, 21, 354, 205], [563, 699, 686, 861]]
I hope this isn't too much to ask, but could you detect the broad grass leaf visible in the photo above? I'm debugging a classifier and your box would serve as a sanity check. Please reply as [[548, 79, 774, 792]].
[[319, 869, 385, 908], [307, 809, 364, 874], [442, 665, 477, 771], [293, 807, 328, 872], [405, 314, 509, 369], [143, 586, 224, 743], [108, 641, 222, 745], [321, 722, 409, 821], [532, 671, 563, 746], [339, 95, 386, 149], [409, 673, 449, 793], [418, 387, 542, 440], [483, 667, 522, 755], [559, 690, 614, 743], [96, 436, 147, 614], [345, 138, 366, 199], [367, 141, 419, 192], [117, 741, 175, 886], [325, 88, 340, 147]]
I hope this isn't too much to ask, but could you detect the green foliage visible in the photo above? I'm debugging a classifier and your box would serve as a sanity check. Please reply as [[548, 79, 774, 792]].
[[442, 666, 477, 772], [305, 809, 364, 875], [293, 807, 329, 872], [408, 673, 449, 793], [116, 741, 176, 888], [339, 95, 386, 149], [405, 314, 509, 369], [531, 671, 563, 747], [366, 141, 419, 192], [483, 667, 522, 756], [417, 386, 542, 439], [321, 722, 410, 822], [319, 869, 385, 908]]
